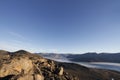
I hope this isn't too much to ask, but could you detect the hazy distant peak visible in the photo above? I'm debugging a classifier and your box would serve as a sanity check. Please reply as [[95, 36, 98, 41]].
[[82, 52, 98, 56]]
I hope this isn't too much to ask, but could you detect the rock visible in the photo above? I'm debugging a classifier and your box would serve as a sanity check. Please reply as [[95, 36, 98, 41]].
[[0, 57, 33, 77], [0, 50, 10, 59], [58, 67, 64, 76], [17, 74, 44, 80], [34, 74, 44, 80], [17, 74, 34, 80]]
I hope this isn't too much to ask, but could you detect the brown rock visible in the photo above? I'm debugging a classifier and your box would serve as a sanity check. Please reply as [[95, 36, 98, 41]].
[[17, 74, 34, 80], [0, 57, 33, 77], [58, 67, 64, 76], [34, 74, 44, 80]]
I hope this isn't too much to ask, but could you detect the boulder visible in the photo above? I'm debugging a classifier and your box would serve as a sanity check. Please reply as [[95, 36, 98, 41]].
[[17, 74, 34, 80], [34, 74, 44, 80], [58, 67, 64, 76], [0, 57, 33, 77]]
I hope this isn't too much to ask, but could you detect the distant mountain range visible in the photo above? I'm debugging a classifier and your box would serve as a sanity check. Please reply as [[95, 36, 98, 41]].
[[38, 52, 120, 63]]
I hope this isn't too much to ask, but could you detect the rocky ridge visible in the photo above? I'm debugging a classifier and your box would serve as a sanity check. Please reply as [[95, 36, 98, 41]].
[[0, 50, 77, 80], [0, 50, 120, 80]]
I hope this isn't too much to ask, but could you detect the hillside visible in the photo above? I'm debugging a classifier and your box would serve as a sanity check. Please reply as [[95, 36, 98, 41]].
[[0, 50, 120, 80], [67, 53, 120, 63], [39, 52, 120, 63]]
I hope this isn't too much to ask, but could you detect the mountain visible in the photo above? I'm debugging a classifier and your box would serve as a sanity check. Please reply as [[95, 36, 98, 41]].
[[38, 52, 120, 63], [67, 52, 120, 63], [1, 50, 120, 80], [38, 53, 69, 62]]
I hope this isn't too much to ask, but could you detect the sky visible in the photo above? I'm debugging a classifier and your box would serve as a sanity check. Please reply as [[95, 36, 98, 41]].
[[0, 0, 120, 53]]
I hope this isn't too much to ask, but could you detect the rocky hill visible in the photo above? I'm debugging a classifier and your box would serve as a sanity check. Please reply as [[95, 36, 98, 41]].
[[0, 50, 120, 80]]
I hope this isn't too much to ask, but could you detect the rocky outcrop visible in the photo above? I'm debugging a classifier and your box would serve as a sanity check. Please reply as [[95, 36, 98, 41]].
[[0, 50, 77, 80], [0, 57, 33, 77], [58, 67, 64, 76], [0, 50, 10, 59], [0, 50, 120, 80]]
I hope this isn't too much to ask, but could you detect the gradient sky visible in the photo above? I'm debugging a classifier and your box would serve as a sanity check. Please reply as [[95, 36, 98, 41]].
[[0, 0, 120, 53]]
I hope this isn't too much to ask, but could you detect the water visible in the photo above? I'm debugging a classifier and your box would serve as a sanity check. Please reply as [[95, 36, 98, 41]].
[[46, 57, 120, 72], [76, 62, 120, 72]]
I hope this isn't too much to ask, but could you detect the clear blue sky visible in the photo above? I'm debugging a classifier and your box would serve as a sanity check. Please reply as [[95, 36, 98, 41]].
[[0, 0, 120, 53]]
